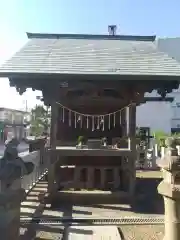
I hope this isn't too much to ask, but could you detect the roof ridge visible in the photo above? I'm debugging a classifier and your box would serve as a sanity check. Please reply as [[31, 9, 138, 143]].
[[26, 32, 156, 42]]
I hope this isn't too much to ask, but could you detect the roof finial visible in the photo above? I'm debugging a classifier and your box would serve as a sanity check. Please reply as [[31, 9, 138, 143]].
[[108, 25, 117, 36]]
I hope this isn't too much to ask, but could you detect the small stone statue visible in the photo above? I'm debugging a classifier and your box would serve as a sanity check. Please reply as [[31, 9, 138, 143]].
[[0, 138, 34, 188]]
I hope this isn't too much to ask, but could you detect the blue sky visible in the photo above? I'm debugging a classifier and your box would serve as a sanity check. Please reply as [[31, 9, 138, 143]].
[[0, 0, 180, 109]]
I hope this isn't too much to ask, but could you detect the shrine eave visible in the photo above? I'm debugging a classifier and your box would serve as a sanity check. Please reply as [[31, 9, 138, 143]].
[[1, 72, 180, 81], [26, 32, 156, 42]]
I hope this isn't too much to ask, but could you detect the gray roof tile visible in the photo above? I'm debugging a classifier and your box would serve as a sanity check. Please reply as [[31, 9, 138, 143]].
[[1, 34, 180, 76]]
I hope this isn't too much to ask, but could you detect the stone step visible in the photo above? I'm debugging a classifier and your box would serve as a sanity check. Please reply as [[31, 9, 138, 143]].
[[65, 226, 121, 240]]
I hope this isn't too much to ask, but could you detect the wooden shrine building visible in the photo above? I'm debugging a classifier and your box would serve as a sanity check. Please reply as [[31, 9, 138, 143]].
[[0, 32, 180, 202]]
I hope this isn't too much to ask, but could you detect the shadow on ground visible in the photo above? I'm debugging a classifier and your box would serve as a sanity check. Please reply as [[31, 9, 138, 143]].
[[20, 173, 164, 239], [81, 176, 164, 215], [20, 179, 93, 240], [131, 177, 164, 214]]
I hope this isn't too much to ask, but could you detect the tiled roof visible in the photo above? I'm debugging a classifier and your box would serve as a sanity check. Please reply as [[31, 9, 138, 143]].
[[0, 33, 180, 76]]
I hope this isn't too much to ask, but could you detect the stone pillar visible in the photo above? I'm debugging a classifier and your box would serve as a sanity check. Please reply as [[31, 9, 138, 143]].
[[0, 145, 34, 239], [157, 137, 180, 240], [0, 172, 26, 240], [0, 187, 26, 240], [176, 145, 180, 155]]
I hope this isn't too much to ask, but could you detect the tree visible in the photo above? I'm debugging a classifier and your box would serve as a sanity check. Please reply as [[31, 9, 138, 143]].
[[30, 105, 50, 136]]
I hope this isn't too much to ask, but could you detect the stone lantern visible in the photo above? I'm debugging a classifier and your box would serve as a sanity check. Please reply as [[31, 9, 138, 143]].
[[0, 139, 34, 240], [157, 137, 180, 240]]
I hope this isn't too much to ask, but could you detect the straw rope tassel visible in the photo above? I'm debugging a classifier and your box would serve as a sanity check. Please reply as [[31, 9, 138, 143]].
[[97, 116, 100, 130], [74, 113, 77, 128], [87, 116, 89, 129], [80, 116, 83, 128], [92, 116, 95, 131], [102, 116, 105, 131], [113, 113, 116, 128], [108, 114, 111, 130], [55, 101, 135, 131]]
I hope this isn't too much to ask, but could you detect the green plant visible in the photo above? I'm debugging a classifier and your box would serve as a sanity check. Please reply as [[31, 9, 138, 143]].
[[153, 130, 170, 149], [77, 136, 85, 144], [30, 105, 50, 136]]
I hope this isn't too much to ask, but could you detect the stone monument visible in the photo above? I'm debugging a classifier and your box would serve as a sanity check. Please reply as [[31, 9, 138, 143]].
[[157, 137, 180, 240]]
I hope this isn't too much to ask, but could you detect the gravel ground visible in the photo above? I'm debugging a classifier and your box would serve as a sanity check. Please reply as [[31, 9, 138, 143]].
[[118, 225, 164, 240]]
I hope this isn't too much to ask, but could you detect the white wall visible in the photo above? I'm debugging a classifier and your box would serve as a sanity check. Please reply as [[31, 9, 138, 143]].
[[171, 119, 180, 129], [136, 89, 180, 134], [136, 37, 180, 134], [136, 93, 172, 134], [157, 37, 180, 62]]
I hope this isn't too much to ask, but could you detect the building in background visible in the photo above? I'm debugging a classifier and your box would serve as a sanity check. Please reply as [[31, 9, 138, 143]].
[[136, 37, 180, 134], [157, 37, 180, 134], [170, 98, 180, 134], [0, 107, 31, 142], [136, 91, 173, 134]]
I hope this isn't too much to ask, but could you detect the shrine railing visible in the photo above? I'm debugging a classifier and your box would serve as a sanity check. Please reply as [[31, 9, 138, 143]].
[[21, 149, 48, 194]]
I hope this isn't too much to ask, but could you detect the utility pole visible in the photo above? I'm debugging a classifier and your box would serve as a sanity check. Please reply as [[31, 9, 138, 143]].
[[25, 100, 28, 112], [22, 99, 28, 112]]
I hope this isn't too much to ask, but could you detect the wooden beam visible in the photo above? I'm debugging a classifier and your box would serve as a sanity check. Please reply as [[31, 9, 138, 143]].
[[128, 103, 136, 197], [48, 86, 59, 194], [144, 97, 174, 102]]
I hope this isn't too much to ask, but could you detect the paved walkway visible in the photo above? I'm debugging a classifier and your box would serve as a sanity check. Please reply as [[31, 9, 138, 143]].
[[20, 180, 122, 239], [19, 171, 165, 239], [65, 226, 121, 240]]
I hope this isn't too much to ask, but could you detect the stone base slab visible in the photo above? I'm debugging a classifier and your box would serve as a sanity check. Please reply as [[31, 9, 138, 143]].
[[47, 190, 130, 204], [65, 226, 121, 240]]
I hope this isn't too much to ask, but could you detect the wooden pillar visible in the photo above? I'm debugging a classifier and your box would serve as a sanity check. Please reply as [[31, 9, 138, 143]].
[[100, 168, 105, 189], [48, 100, 58, 194], [74, 167, 81, 189], [113, 167, 120, 189], [86, 167, 94, 189], [121, 108, 127, 137], [128, 103, 136, 196]]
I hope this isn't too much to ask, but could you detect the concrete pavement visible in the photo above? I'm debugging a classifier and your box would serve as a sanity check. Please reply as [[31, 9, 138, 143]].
[[65, 226, 121, 239]]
